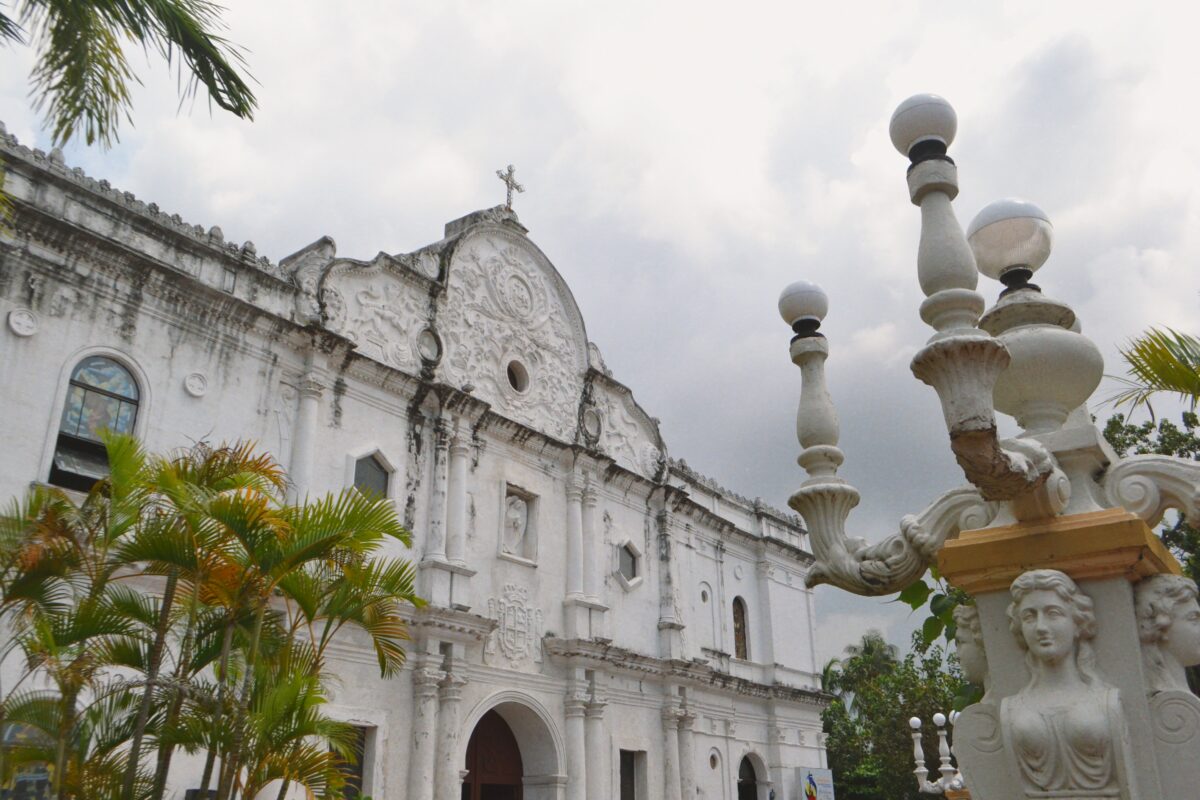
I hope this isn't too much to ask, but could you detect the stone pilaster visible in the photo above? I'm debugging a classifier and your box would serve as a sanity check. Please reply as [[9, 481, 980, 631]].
[[564, 689, 588, 800], [582, 484, 599, 600], [661, 702, 682, 800], [425, 418, 450, 563], [433, 664, 467, 800], [678, 708, 696, 800], [565, 478, 584, 598], [288, 371, 325, 500], [408, 658, 443, 800], [445, 418, 469, 567], [585, 694, 608, 800]]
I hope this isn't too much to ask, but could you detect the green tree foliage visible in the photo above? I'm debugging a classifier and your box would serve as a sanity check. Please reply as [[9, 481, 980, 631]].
[[1, 0, 256, 147], [821, 631, 966, 800], [0, 435, 422, 800], [1103, 411, 1200, 580]]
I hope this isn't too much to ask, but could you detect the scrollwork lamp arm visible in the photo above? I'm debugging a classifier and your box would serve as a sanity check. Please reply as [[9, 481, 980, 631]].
[[1103, 455, 1200, 528]]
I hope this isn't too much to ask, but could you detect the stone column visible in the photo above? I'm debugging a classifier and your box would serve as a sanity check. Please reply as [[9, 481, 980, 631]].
[[565, 478, 584, 599], [408, 658, 443, 800], [425, 418, 450, 563], [661, 703, 683, 800], [564, 690, 588, 800], [678, 708, 696, 800], [582, 484, 599, 600], [445, 418, 469, 566], [289, 372, 325, 500], [434, 665, 467, 800], [585, 695, 608, 800]]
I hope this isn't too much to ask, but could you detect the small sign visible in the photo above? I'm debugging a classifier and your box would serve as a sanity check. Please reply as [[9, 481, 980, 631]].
[[797, 767, 835, 800]]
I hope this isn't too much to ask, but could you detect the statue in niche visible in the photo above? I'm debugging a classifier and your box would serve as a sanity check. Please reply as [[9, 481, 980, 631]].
[[501, 494, 528, 556], [1001, 569, 1134, 799], [953, 604, 991, 701], [1135, 574, 1200, 694]]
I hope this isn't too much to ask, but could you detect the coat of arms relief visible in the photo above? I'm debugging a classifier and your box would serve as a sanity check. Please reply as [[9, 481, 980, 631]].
[[484, 583, 544, 668]]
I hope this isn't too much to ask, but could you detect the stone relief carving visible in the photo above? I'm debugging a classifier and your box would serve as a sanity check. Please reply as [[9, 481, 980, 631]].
[[953, 604, 991, 701], [319, 259, 431, 371], [484, 583, 544, 667], [595, 386, 660, 478], [1149, 689, 1200, 798], [273, 382, 298, 469], [1000, 569, 1135, 799], [1103, 455, 1200, 528], [501, 495, 528, 556], [1135, 574, 1200, 694], [281, 236, 336, 324], [438, 233, 584, 442], [6, 309, 37, 337]]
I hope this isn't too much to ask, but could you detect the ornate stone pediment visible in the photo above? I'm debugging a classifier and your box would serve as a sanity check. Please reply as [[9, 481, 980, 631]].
[[591, 381, 664, 478], [436, 227, 588, 442], [320, 254, 434, 372]]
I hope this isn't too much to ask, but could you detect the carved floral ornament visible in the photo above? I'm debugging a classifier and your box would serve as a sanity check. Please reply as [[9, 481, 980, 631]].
[[438, 232, 585, 442]]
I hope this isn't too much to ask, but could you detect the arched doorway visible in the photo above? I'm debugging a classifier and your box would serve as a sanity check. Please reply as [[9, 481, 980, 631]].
[[737, 756, 758, 800], [462, 709, 524, 800]]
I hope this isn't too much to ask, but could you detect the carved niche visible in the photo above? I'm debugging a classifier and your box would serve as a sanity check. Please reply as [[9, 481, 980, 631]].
[[484, 583, 544, 668], [437, 231, 586, 442]]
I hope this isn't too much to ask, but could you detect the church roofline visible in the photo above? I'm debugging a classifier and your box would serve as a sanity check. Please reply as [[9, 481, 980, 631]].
[[542, 637, 830, 707]]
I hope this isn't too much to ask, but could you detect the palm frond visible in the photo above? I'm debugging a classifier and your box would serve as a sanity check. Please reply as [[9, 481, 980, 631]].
[[1110, 327, 1200, 415]]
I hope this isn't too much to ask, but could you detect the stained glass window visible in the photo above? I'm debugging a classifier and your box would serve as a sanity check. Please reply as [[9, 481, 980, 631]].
[[50, 357, 140, 492], [733, 597, 749, 660], [58, 357, 139, 442]]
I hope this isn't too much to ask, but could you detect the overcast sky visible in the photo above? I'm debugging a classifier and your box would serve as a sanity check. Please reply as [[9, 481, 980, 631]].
[[3, 1, 1198, 667]]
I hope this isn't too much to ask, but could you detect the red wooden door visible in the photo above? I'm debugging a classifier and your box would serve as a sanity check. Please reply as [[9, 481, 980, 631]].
[[462, 710, 524, 800]]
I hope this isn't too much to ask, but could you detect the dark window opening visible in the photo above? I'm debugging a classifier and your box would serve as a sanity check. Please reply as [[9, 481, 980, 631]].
[[619, 544, 638, 581], [49, 357, 139, 492], [354, 454, 389, 498], [333, 725, 369, 799], [619, 750, 639, 800]]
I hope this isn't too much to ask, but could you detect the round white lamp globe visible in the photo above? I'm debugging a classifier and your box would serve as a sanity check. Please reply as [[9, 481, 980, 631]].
[[932, 712, 947, 727], [908, 717, 922, 731], [889, 94, 957, 156], [967, 199, 1053, 282], [778, 280, 828, 327]]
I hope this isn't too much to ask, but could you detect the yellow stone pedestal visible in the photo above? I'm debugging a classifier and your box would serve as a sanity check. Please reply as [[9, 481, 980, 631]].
[[938, 508, 1181, 594]]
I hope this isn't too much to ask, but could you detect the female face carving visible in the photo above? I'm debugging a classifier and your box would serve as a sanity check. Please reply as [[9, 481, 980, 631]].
[[1016, 589, 1079, 665], [955, 630, 988, 685], [1163, 596, 1200, 667]]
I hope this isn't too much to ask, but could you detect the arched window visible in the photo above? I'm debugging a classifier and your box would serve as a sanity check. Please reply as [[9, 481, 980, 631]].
[[732, 596, 749, 660], [49, 356, 140, 492]]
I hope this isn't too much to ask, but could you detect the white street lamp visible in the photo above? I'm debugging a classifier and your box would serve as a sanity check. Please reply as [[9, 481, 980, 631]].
[[779, 95, 1200, 799]]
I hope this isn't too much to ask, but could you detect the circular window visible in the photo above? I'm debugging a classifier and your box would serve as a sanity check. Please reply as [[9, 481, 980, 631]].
[[506, 360, 530, 393], [701, 589, 709, 603], [416, 329, 441, 363], [710, 754, 719, 769]]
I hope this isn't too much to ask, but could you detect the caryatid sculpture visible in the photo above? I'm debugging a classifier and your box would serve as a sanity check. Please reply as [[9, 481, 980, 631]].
[[1136, 574, 1200, 694], [1003, 570, 1134, 799], [953, 604, 990, 701], [776, 93, 1200, 800]]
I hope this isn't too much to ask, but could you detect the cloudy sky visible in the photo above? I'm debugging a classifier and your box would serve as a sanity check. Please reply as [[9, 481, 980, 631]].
[[2, 0, 1197, 665]]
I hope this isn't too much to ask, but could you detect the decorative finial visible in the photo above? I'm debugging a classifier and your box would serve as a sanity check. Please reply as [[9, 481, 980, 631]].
[[496, 164, 524, 210]]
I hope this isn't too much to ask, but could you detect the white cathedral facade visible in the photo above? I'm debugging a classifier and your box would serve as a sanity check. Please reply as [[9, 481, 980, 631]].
[[0, 129, 828, 799]]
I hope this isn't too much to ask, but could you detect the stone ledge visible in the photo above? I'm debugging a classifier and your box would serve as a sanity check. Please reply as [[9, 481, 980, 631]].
[[938, 507, 1181, 594]]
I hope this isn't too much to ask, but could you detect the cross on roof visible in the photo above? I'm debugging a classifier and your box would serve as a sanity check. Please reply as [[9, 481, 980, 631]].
[[496, 164, 524, 210]]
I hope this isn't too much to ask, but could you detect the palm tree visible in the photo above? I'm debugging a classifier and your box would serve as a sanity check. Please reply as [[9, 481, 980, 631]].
[[1, 0, 255, 147], [1110, 327, 1200, 418]]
